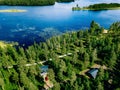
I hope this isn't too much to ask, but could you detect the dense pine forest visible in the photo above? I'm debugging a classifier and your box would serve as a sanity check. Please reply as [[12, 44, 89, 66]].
[[0, 21, 120, 90], [0, 0, 74, 6]]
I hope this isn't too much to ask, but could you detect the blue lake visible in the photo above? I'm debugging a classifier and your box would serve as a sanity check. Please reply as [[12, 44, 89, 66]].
[[0, 0, 120, 46]]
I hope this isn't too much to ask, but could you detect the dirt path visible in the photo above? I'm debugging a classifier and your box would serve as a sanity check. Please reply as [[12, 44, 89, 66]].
[[7, 53, 72, 69]]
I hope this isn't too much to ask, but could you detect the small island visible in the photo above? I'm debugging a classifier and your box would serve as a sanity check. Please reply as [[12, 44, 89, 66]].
[[0, 9, 27, 12], [72, 3, 120, 11]]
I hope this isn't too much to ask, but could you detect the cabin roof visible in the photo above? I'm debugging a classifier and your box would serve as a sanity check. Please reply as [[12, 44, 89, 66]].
[[40, 65, 48, 72], [87, 68, 98, 79]]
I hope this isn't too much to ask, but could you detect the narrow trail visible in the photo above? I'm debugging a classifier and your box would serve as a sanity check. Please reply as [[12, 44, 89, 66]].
[[7, 53, 72, 69]]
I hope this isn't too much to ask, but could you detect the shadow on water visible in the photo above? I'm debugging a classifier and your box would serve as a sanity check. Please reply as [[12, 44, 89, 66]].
[[1, 27, 63, 48]]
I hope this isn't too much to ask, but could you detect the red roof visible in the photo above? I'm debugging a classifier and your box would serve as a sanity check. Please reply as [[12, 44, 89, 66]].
[[45, 76, 48, 81]]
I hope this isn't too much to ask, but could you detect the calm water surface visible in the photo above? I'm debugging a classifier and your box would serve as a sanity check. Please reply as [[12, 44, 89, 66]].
[[0, 0, 120, 46]]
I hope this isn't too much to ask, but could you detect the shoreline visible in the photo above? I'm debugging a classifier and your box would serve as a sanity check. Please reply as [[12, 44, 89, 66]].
[[83, 7, 120, 11], [72, 7, 120, 11], [72, 3, 120, 11]]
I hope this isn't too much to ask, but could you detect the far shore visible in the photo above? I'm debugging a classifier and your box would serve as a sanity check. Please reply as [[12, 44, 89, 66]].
[[0, 9, 27, 12], [72, 7, 120, 11], [83, 7, 120, 11], [72, 3, 120, 11]]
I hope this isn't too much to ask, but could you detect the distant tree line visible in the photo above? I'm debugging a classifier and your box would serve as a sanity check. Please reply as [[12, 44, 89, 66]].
[[0, 0, 55, 6], [0, 0, 74, 6], [86, 3, 120, 10], [72, 3, 120, 11], [57, 0, 74, 2]]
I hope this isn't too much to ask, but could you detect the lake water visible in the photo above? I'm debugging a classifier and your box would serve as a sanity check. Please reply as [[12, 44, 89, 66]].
[[0, 0, 120, 46]]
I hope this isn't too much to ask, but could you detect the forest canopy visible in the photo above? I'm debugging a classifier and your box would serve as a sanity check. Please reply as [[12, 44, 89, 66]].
[[72, 3, 120, 11], [0, 21, 120, 90], [0, 0, 74, 6], [85, 3, 120, 10]]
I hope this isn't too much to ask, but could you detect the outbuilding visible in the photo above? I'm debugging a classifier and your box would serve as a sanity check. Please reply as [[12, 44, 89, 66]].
[[86, 68, 99, 79], [40, 65, 48, 76]]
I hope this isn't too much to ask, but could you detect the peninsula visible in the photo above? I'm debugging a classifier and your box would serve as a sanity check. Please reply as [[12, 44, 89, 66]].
[[0, 21, 120, 90], [72, 3, 120, 11]]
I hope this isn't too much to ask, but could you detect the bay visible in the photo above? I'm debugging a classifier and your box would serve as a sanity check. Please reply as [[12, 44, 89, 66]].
[[0, 0, 120, 46]]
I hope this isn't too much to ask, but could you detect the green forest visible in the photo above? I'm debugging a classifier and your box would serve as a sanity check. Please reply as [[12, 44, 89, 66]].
[[85, 3, 120, 10], [0, 21, 120, 90], [72, 3, 120, 11], [0, 0, 74, 6], [57, 0, 74, 2]]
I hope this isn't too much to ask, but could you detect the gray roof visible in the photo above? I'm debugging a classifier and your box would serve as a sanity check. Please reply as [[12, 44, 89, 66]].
[[40, 65, 48, 73], [87, 68, 98, 79]]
